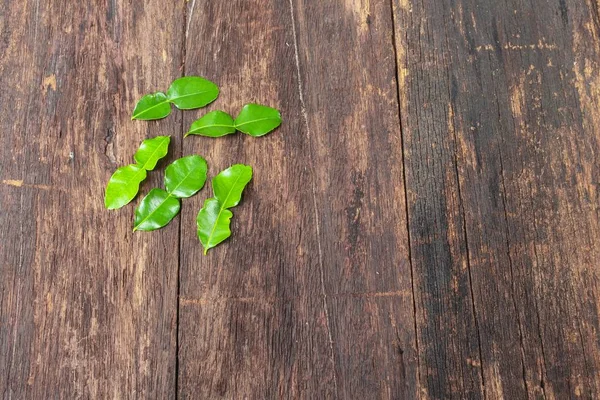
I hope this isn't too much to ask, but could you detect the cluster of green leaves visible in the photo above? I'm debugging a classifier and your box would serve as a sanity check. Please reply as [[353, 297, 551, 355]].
[[106, 75, 281, 253], [105, 136, 170, 209], [185, 104, 282, 138], [132, 77, 219, 120], [197, 164, 253, 254], [134, 155, 207, 231]]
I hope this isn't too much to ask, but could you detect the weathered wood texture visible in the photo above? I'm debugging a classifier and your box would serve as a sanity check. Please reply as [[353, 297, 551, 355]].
[[1, 0, 599, 398], [177, 0, 415, 398], [0, 0, 184, 398], [393, 0, 600, 397]]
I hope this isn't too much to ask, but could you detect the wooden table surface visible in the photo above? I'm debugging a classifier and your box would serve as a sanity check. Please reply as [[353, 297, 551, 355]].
[[2, 0, 600, 398]]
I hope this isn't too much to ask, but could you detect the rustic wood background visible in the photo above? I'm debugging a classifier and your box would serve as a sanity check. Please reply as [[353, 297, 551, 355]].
[[1, 0, 599, 398]]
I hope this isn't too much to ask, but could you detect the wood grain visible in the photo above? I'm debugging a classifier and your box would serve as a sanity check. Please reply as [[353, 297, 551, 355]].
[[177, 0, 416, 398], [178, 1, 338, 397], [1, 0, 599, 398], [393, 0, 600, 397], [0, 0, 183, 397]]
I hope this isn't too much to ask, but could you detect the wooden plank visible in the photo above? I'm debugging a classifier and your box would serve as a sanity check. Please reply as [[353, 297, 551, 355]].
[[178, 0, 417, 398], [289, 1, 417, 398], [0, 1, 183, 397], [177, 1, 336, 398], [393, 0, 600, 397]]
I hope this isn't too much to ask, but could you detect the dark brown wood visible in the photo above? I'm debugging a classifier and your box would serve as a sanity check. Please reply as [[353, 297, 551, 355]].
[[393, 0, 600, 397], [2, 0, 600, 398], [0, 0, 183, 398], [177, 0, 416, 398]]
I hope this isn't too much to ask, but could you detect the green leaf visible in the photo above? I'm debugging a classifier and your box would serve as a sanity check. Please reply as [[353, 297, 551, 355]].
[[185, 111, 236, 137], [132, 92, 171, 120], [197, 198, 233, 255], [105, 164, 147, 210], [166, 76, 219, 110], [133, 188, 180, 231], [234, 103, 282, 137], [196, 164, 253, 254], [164, 155, 208, 198], [134, 136, 171, 170], [212, 164, 253, 208]]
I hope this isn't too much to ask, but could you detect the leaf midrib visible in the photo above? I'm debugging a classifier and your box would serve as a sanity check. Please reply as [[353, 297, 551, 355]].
[[234, 117, 278, 128], [133, 164, 204, 230], [168, 89, 216, 103], [107, 167, 146, 209], [138, 137, 169, 170], [132, 99, 169, 119], [117, 166, 146, 188], [204, 173, 244, 254], [133, 192, 174, 231], [188, 123, 235, 135], [168, 164, 204, 196], [133, 89, 217, 119]]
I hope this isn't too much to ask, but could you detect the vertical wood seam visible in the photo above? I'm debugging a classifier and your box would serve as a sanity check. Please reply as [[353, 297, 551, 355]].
[[486, 49, 532, 397], [175, 1, 188, 398], [388, 0, 422, 394], [451, 117, 487, 399], [287, 0, 340, 397], [528, 186, 548, 395], [448, 102, 487, 398], [497, 150, 531, 398], [523, 55, 559, 395], [438, 3, 487, 395]]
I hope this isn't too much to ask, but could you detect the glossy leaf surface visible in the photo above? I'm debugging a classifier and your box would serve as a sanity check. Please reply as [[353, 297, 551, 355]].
[[104, 164, 147, 210], [166, 76, 219, 110], [196, 164, 253, 254], [134, 136, 170, 170], [132, 92, 171, 120], [164, 155, 208, 198], [197, 198, 233, 255], [234, 103, 281, 137], [133, 188, 180, 231], [185, 110, 236, 137], [212, 164, 253, 208]]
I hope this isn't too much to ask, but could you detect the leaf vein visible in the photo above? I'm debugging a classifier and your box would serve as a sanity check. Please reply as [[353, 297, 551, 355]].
[[167, 90, 216, 102], [234, 117, 278, 128], [138, 137, 169, 170], [133, 193, 174, 231], [132, 100, 169, 119], [205, 173, 244, 252]]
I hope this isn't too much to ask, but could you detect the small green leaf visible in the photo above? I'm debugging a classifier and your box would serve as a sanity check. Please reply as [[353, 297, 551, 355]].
[[134, 136, 171, 170], [197, 198, 233, 255], [105, 164, 147, 210], [132, 92, 171, 120], [234, 104, 282, 137], [185, 111, 236, 137], [164, 155, 208, 198], [133, 188, 180, 231], [196, 164, 253, 254], [212, 164, 253, 208], [166, 76, 219, 110]]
